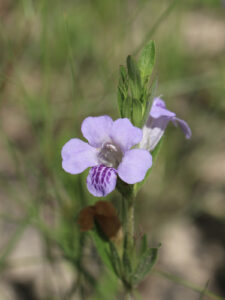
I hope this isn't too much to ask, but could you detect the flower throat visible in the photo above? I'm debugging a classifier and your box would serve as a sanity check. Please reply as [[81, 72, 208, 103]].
[[98, 142, 123, 168]]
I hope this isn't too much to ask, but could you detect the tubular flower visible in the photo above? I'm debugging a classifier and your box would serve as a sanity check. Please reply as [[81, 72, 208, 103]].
[[61, 116, 152, 197], [140, 97, 192, 151]]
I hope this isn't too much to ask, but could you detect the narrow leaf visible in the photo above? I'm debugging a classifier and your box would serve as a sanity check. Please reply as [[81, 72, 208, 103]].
[[91, 269, 118, 300], [141, 78, 158, 127], [140, 234, 148, 256], [109, 242, 122, 278], [90, 231, 113, 272], [132, 98, 143, 128], [132, 247, 158, 285], [122, 96, 132, 120], [119, 65, 128, 90], [138, 41, 155, 85], [118, 89, 124, 117], [127, 55, 142, 100], [118, 65, 128, 117], [122, 235, 133, 280]]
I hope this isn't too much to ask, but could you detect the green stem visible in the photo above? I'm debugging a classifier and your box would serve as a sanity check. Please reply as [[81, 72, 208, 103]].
[[122, 196, 135, 298], [126, 197, 135, 251]]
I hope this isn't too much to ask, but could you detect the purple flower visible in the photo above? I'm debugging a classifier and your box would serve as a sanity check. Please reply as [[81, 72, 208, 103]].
[[61, 116, 152, 197], [140, 97, 191, 151]]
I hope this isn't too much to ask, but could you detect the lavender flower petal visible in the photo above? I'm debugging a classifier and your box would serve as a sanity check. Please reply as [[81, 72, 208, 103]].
[[150, 97, 176, 119], [62, 138, 98, 174], [110, 118, 143, 152], [140, 116, 170, 151], [140, 97, 191, 151], [87, 165, 117, 197], [117, 149, 152, 184], [172, 117, 192, 139], [81, 116, 113, 148]]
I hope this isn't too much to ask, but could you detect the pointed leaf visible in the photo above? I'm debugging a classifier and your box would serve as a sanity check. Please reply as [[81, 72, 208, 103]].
[[109, 242, 122, 278], [118, 65, 128, 117], [91, 269, 118, 300], [138, 41, 155, 85], [132, 98, 143, 128], [122, 95, 132, 120], [132, 247, 158, 285], [127, 55, 142, 100], [90, 231, 113, 272], [139, 234, 148, 256], [141, 78, 158, 127]]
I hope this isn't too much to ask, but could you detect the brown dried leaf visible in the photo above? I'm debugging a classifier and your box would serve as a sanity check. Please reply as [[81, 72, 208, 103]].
[[77, 206, 95, 231], [77, 201, 121, 240]]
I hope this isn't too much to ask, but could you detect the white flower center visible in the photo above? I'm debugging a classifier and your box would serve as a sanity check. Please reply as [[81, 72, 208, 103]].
[[98, 142, 123, 168]]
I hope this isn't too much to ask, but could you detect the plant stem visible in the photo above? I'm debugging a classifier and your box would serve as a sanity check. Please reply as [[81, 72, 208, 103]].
[[126, 197, 135, 251]]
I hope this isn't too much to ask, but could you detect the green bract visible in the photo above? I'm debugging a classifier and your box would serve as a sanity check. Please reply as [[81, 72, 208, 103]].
[[117, 40, 156, 128]]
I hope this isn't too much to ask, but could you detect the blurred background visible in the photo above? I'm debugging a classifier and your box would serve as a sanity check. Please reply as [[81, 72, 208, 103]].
[[0, 0, 225, 299]]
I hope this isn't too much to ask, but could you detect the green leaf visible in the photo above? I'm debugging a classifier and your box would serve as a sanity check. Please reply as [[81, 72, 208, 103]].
[[122, 235, 133, 280], [132, 247, 158, 285], [118, 65, 128, 117], [122, 96, 132, 120], [117, 90, 124, 117], [90, 231, 113, 273], [119, 65, 128, 91], [127, 55, 142, 100], [139, 234, 148, 256], [138, 40, 155, 86], [109, 242, 122, 278], [132, 98, 143, 128], [141, 78, 158, 127], [91, 269, 118, 300]]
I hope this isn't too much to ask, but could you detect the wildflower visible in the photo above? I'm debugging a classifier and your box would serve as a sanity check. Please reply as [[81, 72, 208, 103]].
[[140, 97, 192, 151], [61, 116, 152, 197]]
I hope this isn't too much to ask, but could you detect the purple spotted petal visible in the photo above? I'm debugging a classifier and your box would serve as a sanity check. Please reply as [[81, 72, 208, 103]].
[[62, 138, 98, 174], [87, 165, 117, 197], [172, 117, 192, 139], [117, 149, 152, 184], [150, 97, 176, 119], [110, 118, 143, 152], [81, 116, 113, 148]]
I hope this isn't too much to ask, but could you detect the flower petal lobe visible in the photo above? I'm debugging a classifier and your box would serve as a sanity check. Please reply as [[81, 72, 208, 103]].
[[87, 165, 117, 197], [110, 118, 142, 152], [62, 138, 98, 174], [173, 117, 192, 139], [118, 149, 152, 184], [81, 116, 113, 147]]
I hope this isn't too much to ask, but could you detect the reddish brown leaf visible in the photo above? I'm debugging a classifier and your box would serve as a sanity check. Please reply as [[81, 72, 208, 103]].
[[77, 206, 95, 231]]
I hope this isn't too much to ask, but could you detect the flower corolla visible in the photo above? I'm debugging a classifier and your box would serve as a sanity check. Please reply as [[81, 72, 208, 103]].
[[62, 116, 152, 197], [140, 97, 191, 151]]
